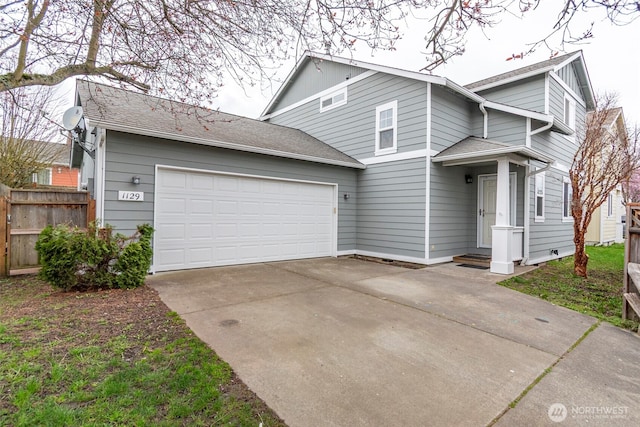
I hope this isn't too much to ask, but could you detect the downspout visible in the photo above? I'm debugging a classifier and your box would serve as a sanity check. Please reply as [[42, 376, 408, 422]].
[[479, 102, 488, 138]]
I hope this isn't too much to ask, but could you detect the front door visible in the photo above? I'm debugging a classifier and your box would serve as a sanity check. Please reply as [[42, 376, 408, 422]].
[[478, 173, 517, 248]]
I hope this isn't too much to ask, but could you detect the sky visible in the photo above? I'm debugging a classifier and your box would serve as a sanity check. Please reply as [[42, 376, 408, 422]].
[[211, 2, 640, 127]]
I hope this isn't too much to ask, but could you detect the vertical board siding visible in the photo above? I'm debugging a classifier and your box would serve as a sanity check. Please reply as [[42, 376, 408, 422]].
[[272, 60, 369, 111], [269, 72, 429, 159], [556, 63, 584, 98], [476, 77, 546, 112], [357, 159, 426, 258], [103, 131, 358, 251], [430, 85, 475, 152]]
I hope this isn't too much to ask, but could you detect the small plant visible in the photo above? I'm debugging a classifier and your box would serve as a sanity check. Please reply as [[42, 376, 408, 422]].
[[35, 222, 154, 291]]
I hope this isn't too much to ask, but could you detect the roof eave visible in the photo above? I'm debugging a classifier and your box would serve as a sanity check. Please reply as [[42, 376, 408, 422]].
[[433, 145, 554, 165], [88, 118, 366, 170]]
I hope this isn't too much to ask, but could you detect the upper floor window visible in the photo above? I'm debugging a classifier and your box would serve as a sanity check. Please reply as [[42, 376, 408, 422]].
[[534, 171, 545, 222], [32, 168, 52, 185], [320, 88, 347, 112], [375, 100, 397, 156], [562, 177, 573, 221], [563, 93, 576, 131]]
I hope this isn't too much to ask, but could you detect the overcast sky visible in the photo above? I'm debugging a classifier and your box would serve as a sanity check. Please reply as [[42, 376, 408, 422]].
[[212, 2, 640, 127]]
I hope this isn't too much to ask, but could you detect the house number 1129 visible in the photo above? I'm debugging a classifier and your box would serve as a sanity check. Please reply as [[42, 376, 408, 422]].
[[118, 191, 144, 201]]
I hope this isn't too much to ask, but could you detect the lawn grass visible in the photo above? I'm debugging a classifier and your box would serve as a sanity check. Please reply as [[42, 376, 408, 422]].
[[500, 243, 639, 331], [0, 276, 286, 426]]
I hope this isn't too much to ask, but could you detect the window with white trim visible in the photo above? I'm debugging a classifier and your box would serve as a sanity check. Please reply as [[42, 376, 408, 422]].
[[562, 177, 573, 221], [32, 168, 52, 185], [375, 100, 397, 156], [319, 88, 347, 112], [607, 193, 614, 217], [564, 93, 576, 132], [534, 172, 545, 222]]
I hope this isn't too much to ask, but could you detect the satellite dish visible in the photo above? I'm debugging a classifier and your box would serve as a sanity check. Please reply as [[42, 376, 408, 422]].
[[62, 106, 84, 131]]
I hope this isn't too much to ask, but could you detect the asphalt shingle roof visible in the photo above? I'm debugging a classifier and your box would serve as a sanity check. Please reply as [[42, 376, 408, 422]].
[[465, 52, 577, 90], [76, 80, 363, 169]]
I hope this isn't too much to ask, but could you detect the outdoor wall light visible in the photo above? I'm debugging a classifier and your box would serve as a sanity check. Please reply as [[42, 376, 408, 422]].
[[465, 174, 473, 184], [131, 176, 141, 185], [343, 193, 350, 200]]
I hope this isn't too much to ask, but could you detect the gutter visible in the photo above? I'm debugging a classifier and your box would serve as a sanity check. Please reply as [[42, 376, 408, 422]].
[[479, 102, 488, 138]]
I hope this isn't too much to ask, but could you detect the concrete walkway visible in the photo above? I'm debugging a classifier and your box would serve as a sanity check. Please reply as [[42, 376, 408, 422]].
[[148, 258, 640, 426]]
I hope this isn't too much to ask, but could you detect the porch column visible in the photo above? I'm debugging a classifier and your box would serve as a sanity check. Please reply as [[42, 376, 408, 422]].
[[491, 157, 514, 274]]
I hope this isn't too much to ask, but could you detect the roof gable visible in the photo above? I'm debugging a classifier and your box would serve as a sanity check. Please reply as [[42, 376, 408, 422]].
[[76, 80, 363, 169], [465, 51, 595, 110]]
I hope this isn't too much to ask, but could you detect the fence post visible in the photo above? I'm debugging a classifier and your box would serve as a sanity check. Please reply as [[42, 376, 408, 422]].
[[0, 197, 7, 277]]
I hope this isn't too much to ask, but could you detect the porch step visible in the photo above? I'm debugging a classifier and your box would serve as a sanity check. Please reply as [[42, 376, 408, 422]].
[[453, 254, 491, 268]]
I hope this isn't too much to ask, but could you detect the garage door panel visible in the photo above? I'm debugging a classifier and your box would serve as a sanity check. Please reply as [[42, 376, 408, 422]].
[[155, 169, 335, 272]]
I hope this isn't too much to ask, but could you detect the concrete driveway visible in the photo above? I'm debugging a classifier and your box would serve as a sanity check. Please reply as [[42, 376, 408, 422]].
[[148, 257, 640, 426]]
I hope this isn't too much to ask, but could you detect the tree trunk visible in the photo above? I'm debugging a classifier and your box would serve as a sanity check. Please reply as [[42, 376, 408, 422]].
[[573, 232, 589, 278]]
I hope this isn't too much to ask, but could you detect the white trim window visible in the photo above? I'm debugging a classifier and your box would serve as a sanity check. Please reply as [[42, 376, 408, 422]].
[[32, 168, 52, 185], [534, 172, 545, 222], [319, 88, 347, 112], [607, 193, 614, 217], [564, 93, 576, 141], [375, 100, 398, 156], [562, 177, 573, 221]]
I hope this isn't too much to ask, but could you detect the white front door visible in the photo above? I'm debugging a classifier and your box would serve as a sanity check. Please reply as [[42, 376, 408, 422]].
[[478, 173, 517, 248]]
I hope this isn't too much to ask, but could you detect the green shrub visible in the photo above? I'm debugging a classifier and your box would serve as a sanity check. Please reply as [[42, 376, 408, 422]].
[[35, 222, 154, 291]]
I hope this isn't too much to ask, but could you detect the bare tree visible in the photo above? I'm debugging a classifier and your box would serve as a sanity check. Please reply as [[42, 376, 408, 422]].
[[0, 1, 637, 102], [570, 94, 640, 277], [0, 86, 65, 188]]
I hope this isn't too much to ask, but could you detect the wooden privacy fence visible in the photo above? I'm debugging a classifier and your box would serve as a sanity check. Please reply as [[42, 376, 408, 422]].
[[0, 184, 95, 276], [623, 203, 640, 326]]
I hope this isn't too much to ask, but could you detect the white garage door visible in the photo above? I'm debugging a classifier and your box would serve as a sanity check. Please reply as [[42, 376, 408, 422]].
[[154, 168, 336, 272]]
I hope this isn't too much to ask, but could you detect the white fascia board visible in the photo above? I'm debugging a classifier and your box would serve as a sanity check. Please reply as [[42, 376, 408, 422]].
[[468, 66, 555, 93], [89, 119, 366, 170], [549, 72, 586, 108], [260, 54, 310, 116], [444, 79, 485, 103], [307, 51, 447, 86], [433, 145, 554, 165], [483, 100, 552, 122]]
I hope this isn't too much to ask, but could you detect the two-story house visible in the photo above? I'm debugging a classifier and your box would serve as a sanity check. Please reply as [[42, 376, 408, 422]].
[[71, 51, 594, 274], [261, 51, 594, 273]]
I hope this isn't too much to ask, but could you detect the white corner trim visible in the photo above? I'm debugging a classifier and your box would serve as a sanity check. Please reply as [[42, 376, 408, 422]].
[[261, 70, 377, 120], [425, 82, 432, 260], [544, 74, 550, 114], [360, 149, 428, 165]]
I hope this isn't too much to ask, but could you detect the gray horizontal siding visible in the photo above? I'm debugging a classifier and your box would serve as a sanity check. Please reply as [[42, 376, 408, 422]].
[[429, 163, 475, 258], [272, 60, 369, 111], [486, 110, 527, 145], [528, 168, 575, 261], [548, 78, 565, 122], [103, 130, 358, 251], [477, 77, 546, 113], [357, 159, 426, 258], [430, 85, 475, 152], [269, 72, 428, 159]]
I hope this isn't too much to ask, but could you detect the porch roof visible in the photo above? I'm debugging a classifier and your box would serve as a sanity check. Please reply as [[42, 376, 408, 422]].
[[432, 137, 555, 166]]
